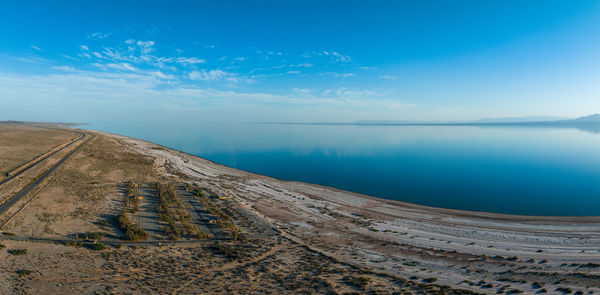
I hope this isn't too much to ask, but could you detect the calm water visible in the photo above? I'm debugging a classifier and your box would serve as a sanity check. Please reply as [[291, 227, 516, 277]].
[[88, 123, 600, 216]]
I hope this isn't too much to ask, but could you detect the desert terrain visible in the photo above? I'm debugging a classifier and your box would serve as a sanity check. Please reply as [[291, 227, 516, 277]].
[[1, 122, 599, 294]]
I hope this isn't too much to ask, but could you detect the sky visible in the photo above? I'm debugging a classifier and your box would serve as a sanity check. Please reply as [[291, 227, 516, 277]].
[[1, 0, 599, 124]]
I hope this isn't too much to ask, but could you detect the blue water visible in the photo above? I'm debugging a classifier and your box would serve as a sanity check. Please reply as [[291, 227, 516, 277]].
[[87, 123, 600, 216]]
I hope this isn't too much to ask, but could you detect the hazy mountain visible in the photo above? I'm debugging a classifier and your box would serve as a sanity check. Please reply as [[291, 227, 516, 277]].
[[556, 114, 600, 124], [354, 115, 600, 125], [472, 116, 572, 123]]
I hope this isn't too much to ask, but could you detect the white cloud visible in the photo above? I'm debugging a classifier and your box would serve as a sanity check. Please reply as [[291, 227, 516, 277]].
[[52, 66, 76, 71], [286, 70, 300, 74], [292, 88, 311, 95], [378, 75, 397, 80], [323, 87, 377, 98], [330, 51, 352, 62], [151, 71, 176, 81], [95, 63, 137, 72], [88, 32, 110, 39], [319, 50, 352, 63], [175, 57, 205, 65], [335, 73, 355, 78], [0, 69, 412, 123], [136, 40, 155, 54], [60, 54, 79, 61], [30, 45, 43, 51], [233, 57, 246, 62], [79, 45, 89, 51], [188, 69, 245, 83]]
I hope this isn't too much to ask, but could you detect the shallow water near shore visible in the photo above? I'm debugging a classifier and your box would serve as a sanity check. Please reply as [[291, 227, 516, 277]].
[[87, 122, 600, 216]]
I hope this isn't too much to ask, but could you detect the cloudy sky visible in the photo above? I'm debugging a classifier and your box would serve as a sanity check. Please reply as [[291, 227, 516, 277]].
[[1, 1, 599, 124]]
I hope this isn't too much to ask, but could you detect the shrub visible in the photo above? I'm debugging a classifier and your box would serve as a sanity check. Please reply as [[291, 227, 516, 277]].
[[81, 232, 106, 240], [0, 243, 5, 249], [116, 211, 130, 231], [96, 220, 110, 228], [211, 243, 245, 261], [193, 231, 209, 239], [423, 277, 437, 283], [87, 243, 105, 251], [556, 287, 573, 294], [16, 270, 33, 277], [8, 249, 27, 255], [344, 276, 371, 290], [532, 282, 544, 289], [125, 227, 149, 241]]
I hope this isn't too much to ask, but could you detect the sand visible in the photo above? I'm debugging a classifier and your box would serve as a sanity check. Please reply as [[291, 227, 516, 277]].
[[111, 130, 600, 294]]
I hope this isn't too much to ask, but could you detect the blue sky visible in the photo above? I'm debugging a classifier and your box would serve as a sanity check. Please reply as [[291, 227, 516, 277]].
[[1, 1, 599, 124]]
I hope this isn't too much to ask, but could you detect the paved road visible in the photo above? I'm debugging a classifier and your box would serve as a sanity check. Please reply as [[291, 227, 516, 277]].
[[0, 132, 91, 218], [0, 130, 84, 186]]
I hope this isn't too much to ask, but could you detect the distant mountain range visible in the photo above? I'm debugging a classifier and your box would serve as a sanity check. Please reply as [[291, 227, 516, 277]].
[[555, 114, 600, 124], [354, 114, 600, 125]]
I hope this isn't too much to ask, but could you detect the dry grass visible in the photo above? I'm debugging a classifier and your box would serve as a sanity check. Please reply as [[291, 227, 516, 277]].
[[0, 124, 77, 175]]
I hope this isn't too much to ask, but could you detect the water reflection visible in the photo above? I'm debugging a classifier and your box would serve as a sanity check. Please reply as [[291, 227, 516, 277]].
[[87, 123, 600, 216]]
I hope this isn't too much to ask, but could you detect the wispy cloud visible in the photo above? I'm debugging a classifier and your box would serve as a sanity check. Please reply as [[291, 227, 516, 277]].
[[136, 40, 155, 54], [335, 73, 355, 78], [52, 65, 76, 71], [378, 75, 397, 80], [30, 45, 43, 51], [103, 63, 137, 72], [88, 32, 110, 39], [1, 36, 411, 122], [175, 57, 205, 65], [188, 69, 248, 83]]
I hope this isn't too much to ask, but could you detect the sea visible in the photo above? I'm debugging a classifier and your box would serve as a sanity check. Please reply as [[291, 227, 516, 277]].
[[87, 122, 600, 216]]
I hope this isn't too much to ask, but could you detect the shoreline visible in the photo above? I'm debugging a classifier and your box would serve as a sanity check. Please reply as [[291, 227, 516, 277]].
[[87, 128, 600, 222], [102, 127, 600, 293]]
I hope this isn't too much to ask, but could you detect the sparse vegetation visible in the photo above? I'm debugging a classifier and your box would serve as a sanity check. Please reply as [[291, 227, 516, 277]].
[[8, 249, 27, 255], [344, 275, 371, 290], [556, 287, 573, 294], [16, 269, 33, 277], [532, 282, 544, 289], [87, 242, 106, 251], [210, 242, 246, 261], [80, 231, 106, 240], [116, 208, 148, 241]]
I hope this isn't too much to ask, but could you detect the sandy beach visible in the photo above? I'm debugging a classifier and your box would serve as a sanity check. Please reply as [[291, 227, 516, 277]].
[[111, 130, 600, 294]]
